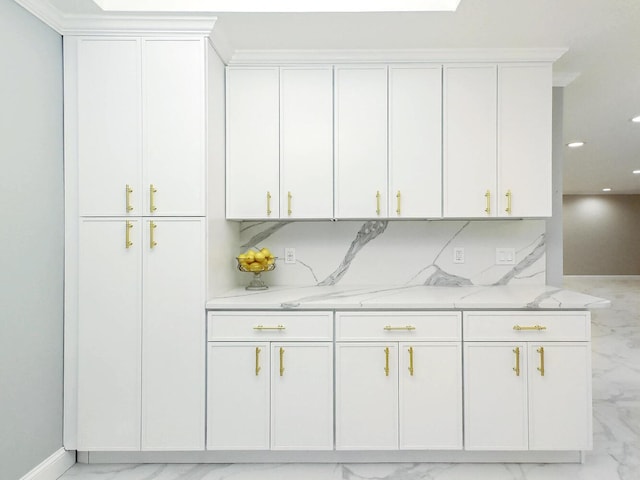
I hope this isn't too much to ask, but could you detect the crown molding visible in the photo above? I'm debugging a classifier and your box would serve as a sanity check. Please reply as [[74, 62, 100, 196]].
[[208, 23, 233, 63], [14, 1, 217, 36], [553, 72, 581, 87], [226, 47, 568, 65]]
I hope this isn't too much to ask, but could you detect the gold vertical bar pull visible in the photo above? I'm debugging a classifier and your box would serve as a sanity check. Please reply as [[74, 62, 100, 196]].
[[376, 191, 381, 216], [505, 189, 512, 214], [125, 184, 134, 212], [408, 347, 414, 376], [149, 221, 157, 249], [255, 347, 261, 376], [513, 346, 520, 376], [384, 347, 390, 377], [149, 184, 157, 213], [484, 190, 491, 215], [125, 220, 133, 249], [396, 191, 402, 216], [537, 346, 545, 376], [266, 191, 272, 217], [279, 347, 285, 377], [287, 191, 292, 216]]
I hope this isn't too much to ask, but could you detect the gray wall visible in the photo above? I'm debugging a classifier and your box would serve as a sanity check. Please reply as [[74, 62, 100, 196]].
[[564, 194, 640, 275], [0, 1, 65, 479], [545, 87, 564, 286]]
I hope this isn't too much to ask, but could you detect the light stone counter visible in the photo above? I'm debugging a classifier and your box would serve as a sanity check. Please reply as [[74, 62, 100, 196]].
[[206, 285, 610, 310]]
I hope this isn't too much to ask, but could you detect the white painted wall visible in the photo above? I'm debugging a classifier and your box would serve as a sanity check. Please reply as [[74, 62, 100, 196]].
[[546, 87, 564, 286], [0, 1, 64, 479]]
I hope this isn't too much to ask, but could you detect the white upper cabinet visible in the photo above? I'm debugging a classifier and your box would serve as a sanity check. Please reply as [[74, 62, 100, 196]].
[[73, 37, 206, 217], [142, 39, 206, 217], [443, 64, 498, 218], [226, 67, 280, 219], [334, 66, 388, 219], [388, 65, 443, 218], [497, 64, 552, 217], [76, 38, 142, 216], [280, 67, 334, 219]]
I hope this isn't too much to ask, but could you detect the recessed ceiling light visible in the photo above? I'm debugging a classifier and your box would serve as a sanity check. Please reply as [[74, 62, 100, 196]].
[[631, 115, 640, 123], [633, 169, 640, 174], [567, 141, 585, 148], [91, 0, 463, 12], [602, 188, 612, 192]]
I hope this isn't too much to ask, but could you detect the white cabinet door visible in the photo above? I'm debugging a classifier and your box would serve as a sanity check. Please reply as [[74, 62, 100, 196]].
[[226, 67, 280, 219], [336, 343, 398, 449], [464, 342, 528, 450], [207, 343, 270, 450], [77, 218, 142, 450], [388, 66, 442, 218], [271, 343, 334, 450], [334, 66, 388, 219], [443, 65, 497, 218], [76, 38, 142, 216], [280, 67, 334, 219], [141, 218, 205, 450], [142, 39, 206, 217], [399, 343, 462, 449], [497, 64, 552, 217], [528, 343, 592, 450]]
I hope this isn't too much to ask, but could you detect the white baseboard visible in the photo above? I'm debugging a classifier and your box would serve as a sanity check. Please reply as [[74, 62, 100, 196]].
[[19, 448, 76, 480]]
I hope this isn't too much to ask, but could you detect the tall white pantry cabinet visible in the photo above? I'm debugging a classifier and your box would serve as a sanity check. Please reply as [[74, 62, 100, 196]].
[[64, 35, 208, 451]]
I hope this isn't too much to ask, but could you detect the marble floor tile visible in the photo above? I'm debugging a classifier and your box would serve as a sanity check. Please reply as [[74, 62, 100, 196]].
[[60, 276, 640, 480]]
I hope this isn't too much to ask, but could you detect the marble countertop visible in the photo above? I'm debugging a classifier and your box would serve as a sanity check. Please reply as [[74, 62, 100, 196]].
[[206, 285, 610, 310]]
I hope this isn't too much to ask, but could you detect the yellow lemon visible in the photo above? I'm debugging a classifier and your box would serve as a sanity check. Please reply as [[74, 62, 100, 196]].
[[249, 262, 263, 272], [260, 247, 272, 257], [254, 252, 266, 263]]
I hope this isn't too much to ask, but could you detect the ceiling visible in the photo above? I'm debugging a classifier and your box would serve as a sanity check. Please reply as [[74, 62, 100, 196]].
[[20, 0, 640, 194]]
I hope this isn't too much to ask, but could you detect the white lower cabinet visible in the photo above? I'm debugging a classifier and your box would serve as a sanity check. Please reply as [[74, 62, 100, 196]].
[[463, 312, 592, 451], [335, 312, 463, 450], [207, 312, 333, 450], [77, 217, 205, 451]]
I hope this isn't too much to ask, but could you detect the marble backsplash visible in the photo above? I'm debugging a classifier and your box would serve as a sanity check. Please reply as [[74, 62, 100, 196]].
[[235, 220, 546, 287]]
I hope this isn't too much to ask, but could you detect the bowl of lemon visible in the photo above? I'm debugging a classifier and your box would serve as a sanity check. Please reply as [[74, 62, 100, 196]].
[[236, 247, 276, 290]]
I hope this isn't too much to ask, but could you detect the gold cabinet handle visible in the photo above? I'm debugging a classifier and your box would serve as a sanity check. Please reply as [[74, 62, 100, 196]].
[[279, 347, 285, 377], [384, 325, 416, 331], [266, 191, 272, 216], [513, 346, 520, 376], [484, 190, 491, 215], [253, 324, 286, 331], [408, 347, 414, 376], [125, 220, 133, 248], [376, 191, 381, 216], [396, 191, 401, 216], [150, 184, 157, 213], [505, 189, 512, 214], [149, 221, 157, 249], [513, 325, 547, 331], [384, 347, 390, 377], [537, 346, 545, 376], [125, 184, 134, 212], [287, 191, 292, 216], [255, 347, 261, 376]]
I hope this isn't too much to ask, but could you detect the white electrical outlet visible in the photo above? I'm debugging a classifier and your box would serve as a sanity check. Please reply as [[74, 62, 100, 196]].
[[284, 247, 296, 264], [495, 248, 516, 265], [453, 247, 465, 264]]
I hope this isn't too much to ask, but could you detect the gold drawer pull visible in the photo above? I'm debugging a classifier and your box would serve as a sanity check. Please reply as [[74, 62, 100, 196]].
[[255, 347, 261, 376], [125, 184, 134, 212], [149, 221, 157, 249], [384, 325, 416, 331], [384, 347, 390, 377], [513, 346, 520, 376], [253, 324, 286, 331], [266, 191, 272, 216], [537, 346, 545, 376], [513, 325, 547, 331], [505, 189, 512, 214], [408, 347, 414, 376], [150, 184, 157, 213], [287, 191, 292, 216], [376, 191, 381, 216], [396, 190, 401, 215], [125, 220, 133, 248], [484, 190, 491, 215]]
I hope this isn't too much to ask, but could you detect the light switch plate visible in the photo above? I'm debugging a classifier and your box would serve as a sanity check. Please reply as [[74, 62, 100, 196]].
[[284, 247, 296, 264], [496, 248, 516, 265], [453, 247, 465, 264]]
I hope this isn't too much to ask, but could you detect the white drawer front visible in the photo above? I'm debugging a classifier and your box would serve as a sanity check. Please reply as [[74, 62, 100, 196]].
[[463, 311, 590, 341], [208, 311, 333, 341], [336, 311, 461, 341]]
